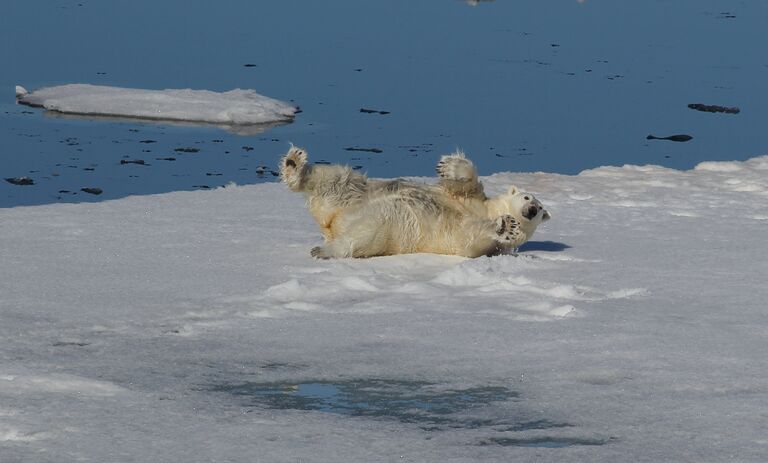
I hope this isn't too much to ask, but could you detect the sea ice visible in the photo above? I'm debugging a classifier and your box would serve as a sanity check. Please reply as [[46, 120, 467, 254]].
[[1, 156, 767, 462]]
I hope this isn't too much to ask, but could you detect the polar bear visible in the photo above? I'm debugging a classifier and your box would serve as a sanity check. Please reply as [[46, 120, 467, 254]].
[[280, 146, 550, 258]]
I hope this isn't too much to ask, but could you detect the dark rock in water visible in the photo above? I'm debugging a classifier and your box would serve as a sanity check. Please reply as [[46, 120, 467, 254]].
[[360, 108, 391, 115], [688, 103, 740, 114], [174, 147, 200, 153], [139, 139, 157, 144], [81, 187, 103, 195], [156, 157, 176, 161], [344, 147, 383, 153], [120, 159, 148, 165], [242, 146, 254, 152], [243, 63, 258, 67], [5, 176, 34, 186], [193, 185, 211, 189], [646, 134, 693, 142]]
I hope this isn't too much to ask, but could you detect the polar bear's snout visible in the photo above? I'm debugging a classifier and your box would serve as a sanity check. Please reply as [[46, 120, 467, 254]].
[[523, 204, 540, 220]]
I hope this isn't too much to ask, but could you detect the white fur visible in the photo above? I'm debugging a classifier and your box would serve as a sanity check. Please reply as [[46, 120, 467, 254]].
[[280, 147, 550, 258]]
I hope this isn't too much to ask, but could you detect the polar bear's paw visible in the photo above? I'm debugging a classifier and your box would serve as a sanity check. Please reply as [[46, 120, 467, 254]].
[[310, 246, 331, 259], [280, 145, 309, 191], [436, 152, 475, 181], [494, 215, 523, 243], [283, 145, 307, 169]]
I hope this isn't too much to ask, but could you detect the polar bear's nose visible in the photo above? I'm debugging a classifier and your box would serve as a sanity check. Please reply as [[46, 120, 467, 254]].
[[524, 205, 539, 219]]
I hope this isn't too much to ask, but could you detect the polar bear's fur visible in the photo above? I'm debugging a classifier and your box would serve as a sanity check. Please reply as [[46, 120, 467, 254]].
[[280, 146, 550, 258]]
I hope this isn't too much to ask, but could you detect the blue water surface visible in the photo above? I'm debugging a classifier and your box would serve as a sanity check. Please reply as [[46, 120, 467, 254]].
[[1, 0, 766, 206]]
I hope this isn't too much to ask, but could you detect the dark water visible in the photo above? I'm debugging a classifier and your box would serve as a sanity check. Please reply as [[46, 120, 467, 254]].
[[2, 0, 766, 207]]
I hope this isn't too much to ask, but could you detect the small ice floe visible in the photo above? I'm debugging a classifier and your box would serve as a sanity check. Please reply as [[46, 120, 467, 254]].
[[15, 84, 298, 129]]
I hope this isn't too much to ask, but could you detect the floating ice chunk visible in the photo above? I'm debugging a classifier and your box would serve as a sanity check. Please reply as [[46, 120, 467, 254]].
[[15, 83, 298, 126]]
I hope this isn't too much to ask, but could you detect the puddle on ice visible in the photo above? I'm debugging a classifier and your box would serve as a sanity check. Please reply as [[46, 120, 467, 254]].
[[208, 378, 605, 447], [210, 379, 518, 428]]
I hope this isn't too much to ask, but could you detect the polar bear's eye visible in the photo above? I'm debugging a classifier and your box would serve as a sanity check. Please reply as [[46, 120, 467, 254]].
[[524, 196, 530, 200]]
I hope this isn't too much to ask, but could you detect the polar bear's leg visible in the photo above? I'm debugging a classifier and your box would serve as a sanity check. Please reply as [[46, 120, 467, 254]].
[[459, 215, 524, 257], [436, 151, 486, 199], [279, 145, 309, 192]]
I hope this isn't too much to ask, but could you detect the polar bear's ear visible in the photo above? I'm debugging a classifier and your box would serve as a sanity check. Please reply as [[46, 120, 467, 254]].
[[507, 185, 519, 195]]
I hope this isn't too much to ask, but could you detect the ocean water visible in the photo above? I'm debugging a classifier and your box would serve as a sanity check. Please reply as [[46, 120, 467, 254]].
[[1, 0, 766, 207]]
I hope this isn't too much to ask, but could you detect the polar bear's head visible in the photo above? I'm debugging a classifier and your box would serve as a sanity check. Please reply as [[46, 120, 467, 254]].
[[486, 185, 551, 237]]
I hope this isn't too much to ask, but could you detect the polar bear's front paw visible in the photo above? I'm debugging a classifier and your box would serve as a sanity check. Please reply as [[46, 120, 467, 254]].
[[494, 215, 523, 243], [310, 246, 331, 259]]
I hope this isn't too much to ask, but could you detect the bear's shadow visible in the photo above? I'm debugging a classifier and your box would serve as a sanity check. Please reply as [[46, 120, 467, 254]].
[[517, 241, 571, 252]]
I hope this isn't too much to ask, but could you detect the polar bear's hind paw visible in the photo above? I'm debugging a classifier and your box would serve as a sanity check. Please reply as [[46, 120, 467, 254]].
[[436, 152, 474, 181], [283, 146, 307, 170], [280, 145, 309, 191]]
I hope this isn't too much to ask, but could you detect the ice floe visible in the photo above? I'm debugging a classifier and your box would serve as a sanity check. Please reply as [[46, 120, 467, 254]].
[[15, 83, 298, 128]]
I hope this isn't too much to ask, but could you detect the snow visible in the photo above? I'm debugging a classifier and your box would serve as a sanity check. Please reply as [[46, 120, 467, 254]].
[[1, 156, 767, 462], [15, 83, 298, 126]]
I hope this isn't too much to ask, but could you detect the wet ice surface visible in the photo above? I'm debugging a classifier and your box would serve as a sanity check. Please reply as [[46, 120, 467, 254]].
[[207, 379, 607, 449], [1, 156, 767, 461], [2, 0, 768, 207]]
